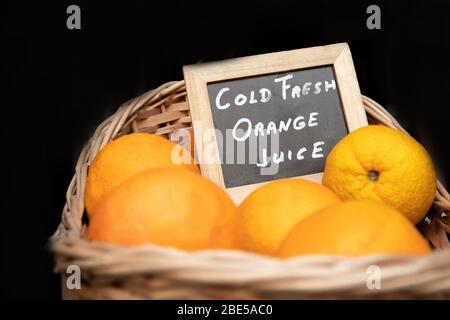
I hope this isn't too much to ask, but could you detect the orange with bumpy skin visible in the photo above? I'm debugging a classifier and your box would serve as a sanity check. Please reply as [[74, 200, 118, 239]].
[[323, 125, 436, 224], [87, 168, 238, 250], [237, 179, 341, 256], [278, 200, 431, 257], [85, 133, 198, 216]]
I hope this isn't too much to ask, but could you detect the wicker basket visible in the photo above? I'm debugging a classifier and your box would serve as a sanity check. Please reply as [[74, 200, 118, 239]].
[[50, 80, 450, 299]]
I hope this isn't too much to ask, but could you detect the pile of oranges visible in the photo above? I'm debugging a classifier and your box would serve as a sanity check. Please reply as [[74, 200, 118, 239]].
[[85, 125, 436, 257]]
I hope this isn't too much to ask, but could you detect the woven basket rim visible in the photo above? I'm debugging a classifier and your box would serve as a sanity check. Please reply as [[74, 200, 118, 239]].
[[52, 236, 450, 265], [50, 80, 450, 298]]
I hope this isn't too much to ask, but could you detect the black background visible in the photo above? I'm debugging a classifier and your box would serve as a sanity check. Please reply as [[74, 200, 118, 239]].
[[3, 0, 449, 299]]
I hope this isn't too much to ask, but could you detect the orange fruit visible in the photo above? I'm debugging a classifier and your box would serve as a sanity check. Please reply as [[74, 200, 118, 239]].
[[87, 168, 238, 250], [278, 200, 431, 258], [323, 125, 436, 224], [85, 133, 198, 216], [237, 179, 341, 256]]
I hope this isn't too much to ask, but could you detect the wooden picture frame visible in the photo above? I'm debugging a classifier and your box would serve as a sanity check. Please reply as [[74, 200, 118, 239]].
[[183, 43, 368, 204]]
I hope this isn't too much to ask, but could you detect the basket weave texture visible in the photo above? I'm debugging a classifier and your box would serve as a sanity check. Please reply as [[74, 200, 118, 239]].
[[51, 80, 450, 299]]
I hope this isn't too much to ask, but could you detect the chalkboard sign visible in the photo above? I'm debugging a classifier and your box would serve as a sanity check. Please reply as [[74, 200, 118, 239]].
[[184, 43, 367, 204]]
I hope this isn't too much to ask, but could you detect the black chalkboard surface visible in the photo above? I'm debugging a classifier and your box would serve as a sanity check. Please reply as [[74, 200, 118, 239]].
[[207, 66, 348, 188], [184, 44, 367, 203]]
